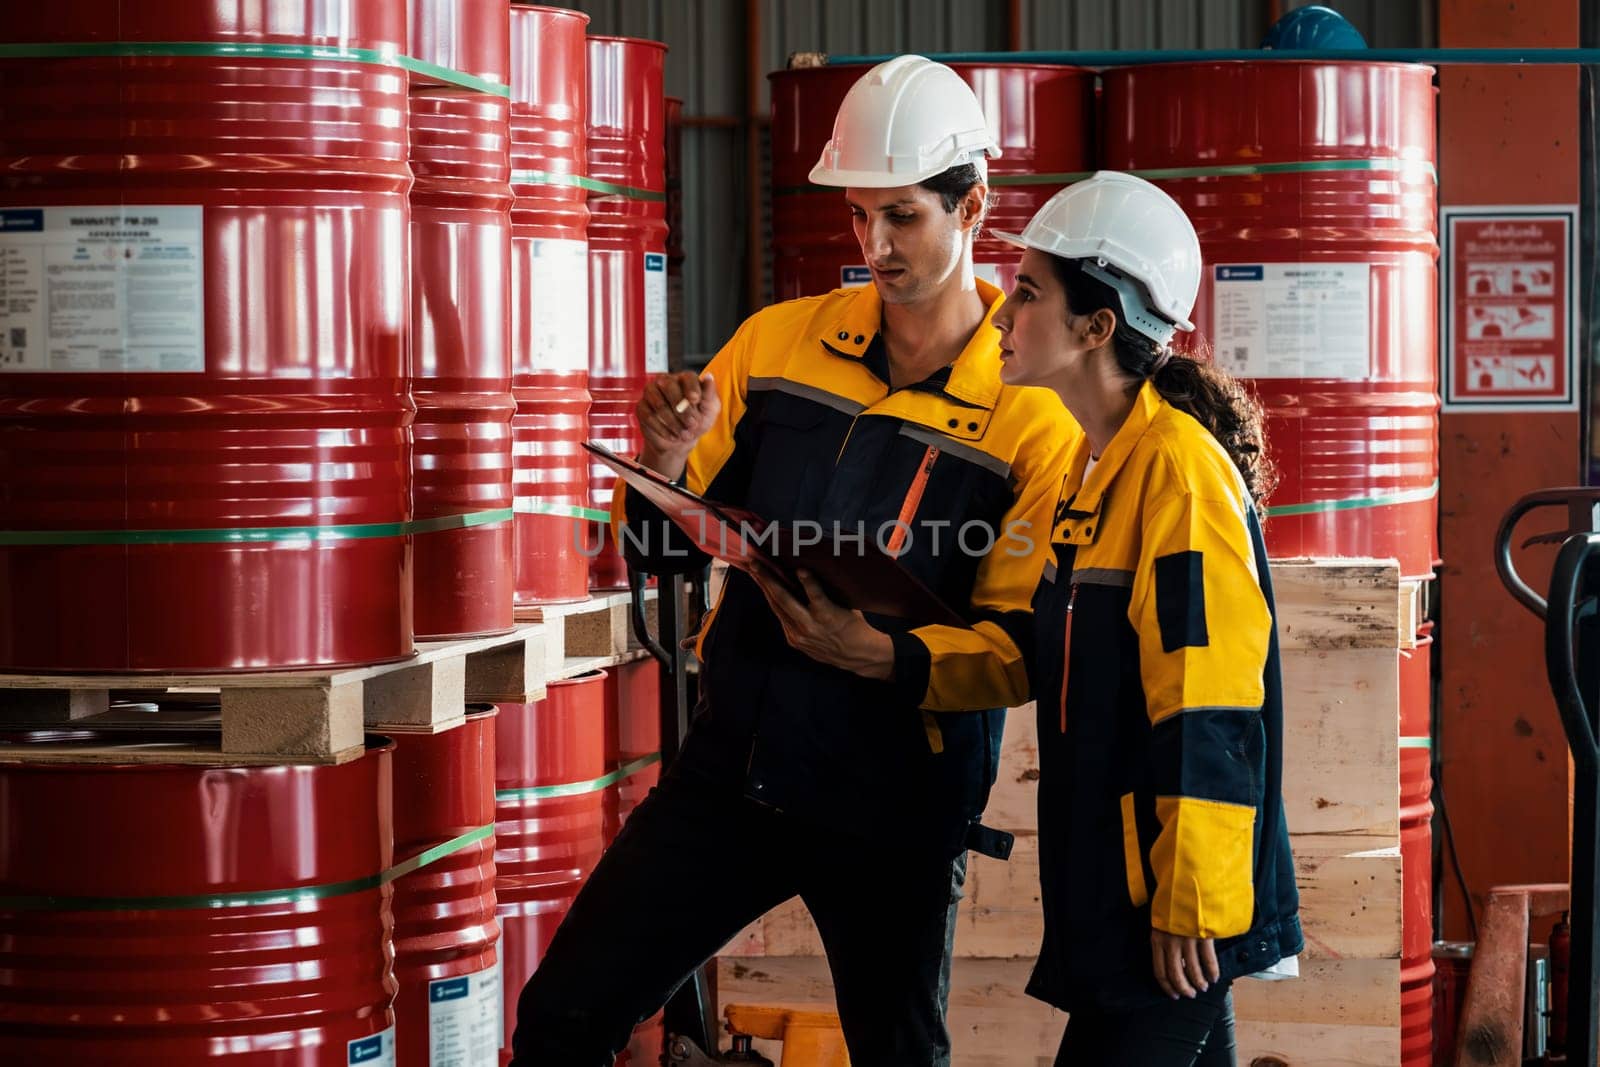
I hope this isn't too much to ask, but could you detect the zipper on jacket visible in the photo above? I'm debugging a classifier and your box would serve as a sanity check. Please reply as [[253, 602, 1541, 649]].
[[1059, 583, 1078, 733], [886, 444, 940, 555]]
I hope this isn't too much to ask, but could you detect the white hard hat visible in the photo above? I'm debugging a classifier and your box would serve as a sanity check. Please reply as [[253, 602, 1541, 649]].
[[994, 171, 1202, 345], [809, 55, 1001, 188]]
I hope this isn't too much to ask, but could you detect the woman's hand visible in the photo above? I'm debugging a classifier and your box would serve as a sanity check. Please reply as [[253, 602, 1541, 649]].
[[747, 565, 895, 681], [1151, 928, 1220, 1000]]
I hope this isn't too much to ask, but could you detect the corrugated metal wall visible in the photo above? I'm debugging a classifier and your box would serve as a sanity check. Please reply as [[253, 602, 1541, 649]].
[[540, 0, 1433, 361]]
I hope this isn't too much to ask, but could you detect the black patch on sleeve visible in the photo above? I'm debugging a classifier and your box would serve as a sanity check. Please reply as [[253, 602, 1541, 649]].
[[889, 630, 933, 707], [1155, 550, 1209, 653]]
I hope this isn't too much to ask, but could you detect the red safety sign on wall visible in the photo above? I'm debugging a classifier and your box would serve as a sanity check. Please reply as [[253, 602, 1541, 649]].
[[1441, 205, 1578, 411]]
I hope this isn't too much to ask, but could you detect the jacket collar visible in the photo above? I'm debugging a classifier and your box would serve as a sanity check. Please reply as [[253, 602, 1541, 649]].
[[1055, 381, 1164, 543], [816, 277, 1007, 412]]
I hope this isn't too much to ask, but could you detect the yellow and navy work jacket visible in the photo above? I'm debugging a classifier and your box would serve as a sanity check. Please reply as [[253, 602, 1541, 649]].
[[613, 279, 1076, 857], [1026, 382, 1302, 1010]]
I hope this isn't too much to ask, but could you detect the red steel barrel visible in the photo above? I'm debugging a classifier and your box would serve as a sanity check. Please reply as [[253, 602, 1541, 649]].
[[0, 1, 414, 670], [769, 63, 1095, 300], [1432, 941, 1474, 1064], [1399, 624, 1435, 1067], [586, 35, 669, 590], [1102, 62, 1440, 579], [493, 671, 608, 1058], [408, 0, 517, 640], [665, 95, 686, 372], [0, 730, 396, 1064], [603, 656, 662, 844], [390, 708, 500, 1067], [509, 4, 594, 605]]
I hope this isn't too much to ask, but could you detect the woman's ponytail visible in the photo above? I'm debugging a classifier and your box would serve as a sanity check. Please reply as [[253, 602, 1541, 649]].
[[1049, 257, 1277, 509]]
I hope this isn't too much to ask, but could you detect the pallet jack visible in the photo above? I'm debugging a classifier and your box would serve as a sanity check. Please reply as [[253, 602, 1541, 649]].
[[1478, 488, 1600, 1064], [630, 566, 780, 1066]]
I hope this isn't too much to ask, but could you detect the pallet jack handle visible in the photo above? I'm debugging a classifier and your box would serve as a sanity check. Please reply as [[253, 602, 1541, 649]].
[[1495, 487, 1600, 619], [629, 565, 718, 1063], [1543, 532, 1600, 1065]]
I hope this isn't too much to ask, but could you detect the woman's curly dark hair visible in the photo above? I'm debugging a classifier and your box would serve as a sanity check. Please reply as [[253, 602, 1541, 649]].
[[1049, 256, 1278, 510]]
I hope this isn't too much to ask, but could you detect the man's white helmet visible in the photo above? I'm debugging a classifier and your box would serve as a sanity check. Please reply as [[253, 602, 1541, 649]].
[[809, 55, 1001, 188], [994, 171, 1203, 345]]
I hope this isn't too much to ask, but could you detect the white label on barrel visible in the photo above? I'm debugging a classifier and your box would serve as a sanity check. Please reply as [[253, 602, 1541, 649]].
[[1211, 263, 1370, 380], [0, 206, 205, 374], [527, 237, 589, 374], [492, 952, 505, 1051], [347, 1026, 396, 1067], [428, 962, 501, 1066], [644, 252, 668, 373]]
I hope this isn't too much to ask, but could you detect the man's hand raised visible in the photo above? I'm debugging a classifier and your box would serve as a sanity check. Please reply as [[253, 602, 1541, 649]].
[[636, 371, 719, 480]]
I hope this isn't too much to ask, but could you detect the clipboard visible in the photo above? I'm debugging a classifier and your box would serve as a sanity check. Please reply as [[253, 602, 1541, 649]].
[[585, 440, 966, 627]]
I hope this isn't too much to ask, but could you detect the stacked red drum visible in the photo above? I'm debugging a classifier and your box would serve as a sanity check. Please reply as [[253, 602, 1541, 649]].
[[510, 4, 596, 605], [492, 671, 608, 1059], [0, 0, 413, 671], [408, 0, 517, 639], [389, 710, 501, 1067], [0, 731, 397, 1064], [585, 36, 669, 590]]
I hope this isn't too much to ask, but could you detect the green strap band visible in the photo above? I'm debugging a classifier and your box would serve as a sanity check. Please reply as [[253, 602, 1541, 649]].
[[1399, 736, 1434, 750], [0, 41, 511, 98], [1127, 157, 1438, 182], [775, 157, 1437, 197], [408, 508, 515, 535], [0, 508, 513, 547], [495, 752, 663, 802], [511, 169, 667, 203], [1266, 480, 1439, 520], [0, 822, 494, 913], [395, 54, 511, 98], [513, 499, 613, 524]]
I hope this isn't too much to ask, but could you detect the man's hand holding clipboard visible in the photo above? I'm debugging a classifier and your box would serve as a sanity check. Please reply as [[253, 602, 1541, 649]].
[[586, 438, 966, 629]]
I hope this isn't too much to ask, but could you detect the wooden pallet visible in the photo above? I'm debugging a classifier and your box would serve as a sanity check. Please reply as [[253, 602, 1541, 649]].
[[516, 590, 657, 682], [0, 624, 553, 763]]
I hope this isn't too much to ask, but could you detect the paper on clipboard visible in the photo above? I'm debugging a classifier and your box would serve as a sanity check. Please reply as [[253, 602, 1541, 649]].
[[584, 441, 965, 627]]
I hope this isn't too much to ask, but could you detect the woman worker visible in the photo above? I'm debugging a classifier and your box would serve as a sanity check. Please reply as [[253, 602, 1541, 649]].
[[989, 171, 1303, 1066]]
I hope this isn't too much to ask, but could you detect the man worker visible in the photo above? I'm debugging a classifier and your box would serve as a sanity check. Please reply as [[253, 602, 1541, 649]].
[[509, 56, 1075, 1067]]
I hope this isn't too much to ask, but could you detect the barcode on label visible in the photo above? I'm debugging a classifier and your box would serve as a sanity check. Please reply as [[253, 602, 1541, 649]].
[[9, 328, 25, 349], [1232, 346, 1247, 361]]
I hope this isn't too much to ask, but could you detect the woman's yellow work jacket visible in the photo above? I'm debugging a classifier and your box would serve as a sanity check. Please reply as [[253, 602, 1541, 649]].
[[1027, 381, 1303, 1010]]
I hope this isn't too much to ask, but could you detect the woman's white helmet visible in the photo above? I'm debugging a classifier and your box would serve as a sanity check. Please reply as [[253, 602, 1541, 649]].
[[810, 55, 1001, 188], [994, 171, 1203, 346]]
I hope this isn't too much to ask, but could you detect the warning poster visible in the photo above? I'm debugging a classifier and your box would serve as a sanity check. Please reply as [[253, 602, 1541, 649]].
[[1442, 205, 1577, 411]]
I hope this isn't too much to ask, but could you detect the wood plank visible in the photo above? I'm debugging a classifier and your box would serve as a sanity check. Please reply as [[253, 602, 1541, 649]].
[[981, 701, 1040, 834], [1233, 1021, 1401, 1067], [1281, 647, 1399, 841], [554, 649, 654, 683], [1233, 958, 1400, 1029], [1293, 846, 1404, 961], [1268, 559, 1402, 651], [463, 623, 548, 703]]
